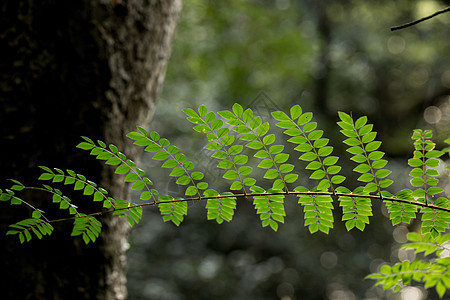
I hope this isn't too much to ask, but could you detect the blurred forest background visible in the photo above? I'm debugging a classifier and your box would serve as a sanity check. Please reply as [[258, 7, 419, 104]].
[[127, 0, 450, 299]]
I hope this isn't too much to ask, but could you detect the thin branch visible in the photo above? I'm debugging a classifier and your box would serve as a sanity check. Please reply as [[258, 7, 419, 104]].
[[46, 190, 450, 224], [391, 6, 450, 31]]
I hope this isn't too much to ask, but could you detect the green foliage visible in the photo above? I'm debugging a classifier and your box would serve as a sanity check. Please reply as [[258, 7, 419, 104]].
[[2, 104, 450, 296], [71, 214, 102, 244], [367, 232, 450, 298], [38, 166, 115, 209], [6, 218, 53, 244]]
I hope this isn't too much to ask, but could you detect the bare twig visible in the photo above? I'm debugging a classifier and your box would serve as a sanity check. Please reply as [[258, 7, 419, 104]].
[[391, 6, 450, 31]]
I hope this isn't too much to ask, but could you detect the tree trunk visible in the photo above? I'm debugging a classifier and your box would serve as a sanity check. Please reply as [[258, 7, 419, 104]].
[[0, 1, 182, 299]]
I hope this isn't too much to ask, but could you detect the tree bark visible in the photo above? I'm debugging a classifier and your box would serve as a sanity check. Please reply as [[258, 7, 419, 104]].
[[0, 0, 182, 299]]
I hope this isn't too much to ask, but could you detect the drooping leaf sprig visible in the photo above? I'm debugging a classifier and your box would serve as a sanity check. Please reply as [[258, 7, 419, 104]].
[[2, 103, 450, 297], [367, 232, 450, 297], [3, 104, 449, 238]]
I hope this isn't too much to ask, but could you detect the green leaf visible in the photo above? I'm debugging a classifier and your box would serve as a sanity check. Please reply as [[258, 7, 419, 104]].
[[288, 137, 308, 144], [115, 164, 130, 175], [427, 187, 443, 196], [170, 167, 185, 177], [331, 175, 345, 184], [298, 112, 313, 125], [294, 143, 313, 152], [425, 158, 439, 167], [372, 160, 387, 169], [145, 143, 162, 152], [77, 142, 95, 150], [229, 145, 243, 155], [232, 103, 243, 118], [353, 164, 370, 173], [246, 141, 263, 150], [249, 117, 262, 129], [310, 170, 326, 180], [234, 155, 248, 165], [222, 135, 235, 146], [327, 165, 341, 175], [185, 186, 197, 196], [83, 185, 94, 196], [354, 116, 367, 129], [140, 191, 153, 200], [217, 160, 233, 169], [323, 156, 339, 166], [205, 142, 222, 151], [318, 146, 333, 156], [223, 170, 238, 180], [347, 146, 364, 155], [216, 128, 229, 138], [379, 179, 393, 188], [425, 150, 443, 158], [343, 137, 360, 146], [338, 111, 353, 124], [263, 134, 275, 145], [258, 159, 273, 169], [161, 159, 177, 168], [93, 191, 103, 202], [313, 137, 328, 147], [358, 124, 373, 136], [176, 176, 191, 185], [375, 169, 391, 178], [74, 181, 85, 191], [197, 182, 208, 190], [365, 141, 381, 152], [284, 173, 298, 183], [230, 181, 243, 190], [358, 173, 374, 182], [38, 173, 54, 181], [272, 111, 290, 121], [264, 169, 279, 179], [218, 110, 235, 119], [411, 177, 424, 187], [191, 172, 204, 180], [303, 122, 317, 133], [242, 108, 253, 123], [274, 153, 289, 163], [306, 161, 322, 170], [240, 133, 257, 141], [153, 151, 170, 161], [131, 181, 146, 191], [205, 111, 215, 123], [408, 158, 423, 167], [279, 164, 294, 173], [167, 145, 179, 154], [182, 162, 194, 170], [238, 166, 252, 175], [362, 132, 377, 143], [340, 129, 357, 138], [212, 150, 228, 159], [198, 105, 207, 117], [299, 152, 317, 161], [105, 156, 121, 166], [255, 150, 269, 159], [290, 105, 302, 120]]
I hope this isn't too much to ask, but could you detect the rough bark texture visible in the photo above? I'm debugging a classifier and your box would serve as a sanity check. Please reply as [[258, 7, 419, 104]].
[[0, 0, 182, 299]]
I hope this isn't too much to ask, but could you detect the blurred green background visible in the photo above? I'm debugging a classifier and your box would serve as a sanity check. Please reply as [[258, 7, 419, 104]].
[[127, 0, 450, 299]]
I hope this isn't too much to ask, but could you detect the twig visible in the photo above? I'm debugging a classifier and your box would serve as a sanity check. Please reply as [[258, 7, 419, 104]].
[[391, 6, 450, 31], [46, 190, 450, 224]]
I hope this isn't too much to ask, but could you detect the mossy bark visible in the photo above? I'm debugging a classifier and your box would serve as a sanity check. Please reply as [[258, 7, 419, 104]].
[[0, 1, 182, 299]]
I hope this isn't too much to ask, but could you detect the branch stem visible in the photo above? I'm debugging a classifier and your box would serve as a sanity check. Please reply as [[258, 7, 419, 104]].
[[46, 190, 450, 224], [391, 6, 450, 31]]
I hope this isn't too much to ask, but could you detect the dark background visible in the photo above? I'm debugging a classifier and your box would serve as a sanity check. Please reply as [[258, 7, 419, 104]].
[[127, 1, 450, 299]]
